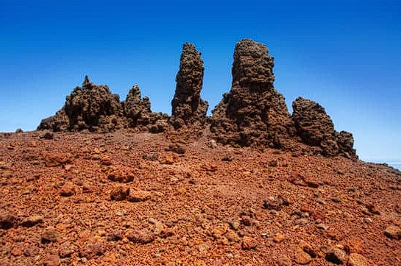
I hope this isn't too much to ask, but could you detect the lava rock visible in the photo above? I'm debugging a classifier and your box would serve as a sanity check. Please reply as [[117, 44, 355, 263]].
[[170, 42, 208, 129], [210, 39, 295, 148], [292, 97, 356, 157], [127, 229, 155, 244]]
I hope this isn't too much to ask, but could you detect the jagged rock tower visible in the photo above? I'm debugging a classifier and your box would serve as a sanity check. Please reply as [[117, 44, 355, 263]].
[[211, 39, 295, 148], [38, 75, 125, 132], [170, 43, 208, 129], [292, 97, 356, 158], [123, 85, 168, 133]]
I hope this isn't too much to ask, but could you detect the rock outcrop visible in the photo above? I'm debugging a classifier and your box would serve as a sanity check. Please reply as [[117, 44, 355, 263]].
[[210, 39, 295, 148], [170, 43, 208, 129], [38, 76, 125, 132], [292, 97, 356, 157], [123, 85, 168, 133]]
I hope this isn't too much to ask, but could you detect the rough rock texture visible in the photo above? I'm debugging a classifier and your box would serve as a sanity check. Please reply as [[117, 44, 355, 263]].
[[292, 97, 356, 157], [38, 76, 125, 132], [170, 43, 208, 129], [38, 77, 168, 133], [123, 85, 168, 133], [210, 39, 295, 148]]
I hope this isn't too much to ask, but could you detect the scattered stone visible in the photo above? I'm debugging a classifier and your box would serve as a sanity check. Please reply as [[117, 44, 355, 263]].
[[41, 229, 58, 243], [41, 131, 54, 140], [268, 160, 278, 167], [263, 195, 289, 210], [273, 233, 286, 243], [222, 154, 233, 162], [127, 190, 152, 202], [347, 253, 369, 266], [241, 216, 252, 226], [316, 223, 329, 230], [100, 155, 112, 166], [225, 230, 240, 242], [59, 241, 76, 258], [110, 186, 129, 201], [142, 152, 159, 161], [42, 254, 60, 266], [325, 247, 347, 264], [60, 182, 76, 197], [127, 229, 155, 244], [107, 166, 134, 183], [165, 143, 186, 154], [241, 236, 257, 250], [107, 229, 124, 241], [295, 241, 316, 264], [0, 213, 19, 229], [21, 215, 43, 227], [332, 197, 341, 203], [366, 203, 380, 215], [44, 153, 72, 167], [79, 241, 106, 259], [384, 225, 401, 239]]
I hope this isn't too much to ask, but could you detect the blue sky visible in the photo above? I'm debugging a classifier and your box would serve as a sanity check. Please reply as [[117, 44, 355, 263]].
[[0, 0, 400, 162]]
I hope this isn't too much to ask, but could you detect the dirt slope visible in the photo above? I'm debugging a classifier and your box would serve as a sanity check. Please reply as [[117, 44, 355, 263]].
[[0, 130, 400, 266]]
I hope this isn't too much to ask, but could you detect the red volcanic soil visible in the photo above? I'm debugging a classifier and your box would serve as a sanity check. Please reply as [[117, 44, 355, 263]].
[[0, 130, 400, 266]]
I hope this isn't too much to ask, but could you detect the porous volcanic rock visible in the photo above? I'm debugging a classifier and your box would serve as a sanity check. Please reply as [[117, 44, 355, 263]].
[[292, 97, 356, 157], [123, 85, 168, 133], [210, 39, 295, 148], [170, 43, 208, 129], [38, 76, 125, 132]]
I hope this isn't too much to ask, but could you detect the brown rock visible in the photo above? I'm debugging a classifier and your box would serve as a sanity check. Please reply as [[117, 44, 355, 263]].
[[44, 153, 72, 167], [241, 236, 257, 250], [325, 247, 347, 264], [59, 241, 76, 258], [211, 39, 295, 148], [110, 186, 129, 201], [123, 85, 167, 131], [21, 215, 43, 227], [127, 190, 152, 202], [384, 225, 401, 239], [273, 233, 286, 243], [292, 97, 356, 157], [0, 213, 19, 229], [42, 254, 60, 266], [79, 241, 106, 259], [347, 253, 369, 266], [60, 182, 76, 197], [127, 229, 155, 244], [295, 248, 312, 264], [263, 195, 289, 210], [170, 42, 208, 129], [41, 229, 58, 243], [107, 166, 135, 183]]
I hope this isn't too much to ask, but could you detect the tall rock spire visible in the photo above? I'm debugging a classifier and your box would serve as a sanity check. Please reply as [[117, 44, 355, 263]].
[[170, 42, 208, 129], [211, 39, 295, 148]]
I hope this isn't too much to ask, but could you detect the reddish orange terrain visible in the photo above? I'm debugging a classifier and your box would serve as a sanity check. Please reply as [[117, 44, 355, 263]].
[[0, 130, 400, 266], [1, 39, 400, 265]]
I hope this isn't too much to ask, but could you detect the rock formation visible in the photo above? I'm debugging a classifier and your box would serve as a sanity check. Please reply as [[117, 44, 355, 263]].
[[123, 85, 168, 133], [38, 76, 125, 132], [292, 97, 356, 157], [210, 39, 295, 148], [170, 43, 208, 129]]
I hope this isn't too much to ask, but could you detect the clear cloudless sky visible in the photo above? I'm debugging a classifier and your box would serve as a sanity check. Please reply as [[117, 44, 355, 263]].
[[0, 0, 400, 163]]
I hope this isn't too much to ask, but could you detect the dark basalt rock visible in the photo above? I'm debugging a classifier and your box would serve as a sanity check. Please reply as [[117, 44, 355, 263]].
[[210, 39, 295, 148], [292, 97, 356, 158], [123, 85, 168, 133], [38, 76, 125, 132], [170, 43, 208, 129]]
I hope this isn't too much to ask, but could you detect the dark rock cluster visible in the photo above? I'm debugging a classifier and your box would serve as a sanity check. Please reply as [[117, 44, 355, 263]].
[[38, 76, 167, 133], [210, 39, 295, 148], [170, 43, 208, 129], [292, 97, 356, 157], [37, 39, 357, 158]]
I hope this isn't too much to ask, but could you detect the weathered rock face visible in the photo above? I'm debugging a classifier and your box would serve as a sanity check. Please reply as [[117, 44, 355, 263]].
[[170, 43, 208, 129], [292, 97, 356, 157], [123, 85, 168, 133], [210, 39, 295, 148], [38, 76, 125, 132]]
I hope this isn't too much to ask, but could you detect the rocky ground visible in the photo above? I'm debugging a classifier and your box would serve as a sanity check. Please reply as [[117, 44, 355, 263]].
[[0, 130, 400, 266]]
